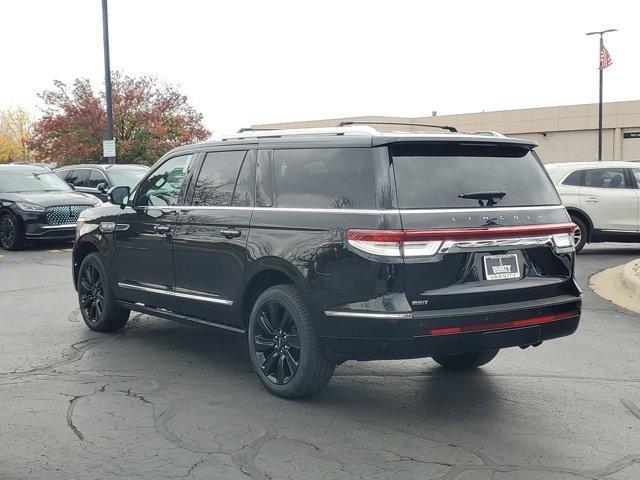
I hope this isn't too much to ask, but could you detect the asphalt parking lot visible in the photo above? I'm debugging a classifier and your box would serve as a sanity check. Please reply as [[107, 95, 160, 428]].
[[1, 242, 639, 480]]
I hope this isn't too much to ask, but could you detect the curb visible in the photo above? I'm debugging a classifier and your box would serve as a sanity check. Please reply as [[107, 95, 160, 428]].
[[620, 259, 640, 298], [589, 258, 640, 315]]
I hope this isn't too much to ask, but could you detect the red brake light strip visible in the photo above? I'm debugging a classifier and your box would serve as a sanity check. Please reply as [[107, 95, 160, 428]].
[[427, 310, 580, 336], [347, 223, 577, 243]]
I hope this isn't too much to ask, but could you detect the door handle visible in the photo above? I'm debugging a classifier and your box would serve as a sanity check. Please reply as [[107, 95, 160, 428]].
[[154, 224, 172, 234], [584, 197, 599, 203], [219, 228, 241, 239]]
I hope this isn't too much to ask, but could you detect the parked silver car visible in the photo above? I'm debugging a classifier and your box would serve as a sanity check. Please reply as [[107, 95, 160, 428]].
[[545, 161, 640, 252]]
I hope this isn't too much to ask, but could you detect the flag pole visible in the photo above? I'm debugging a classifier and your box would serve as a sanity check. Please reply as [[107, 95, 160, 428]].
[[598, 35, 604, 162], [586, 29, 617, 161]]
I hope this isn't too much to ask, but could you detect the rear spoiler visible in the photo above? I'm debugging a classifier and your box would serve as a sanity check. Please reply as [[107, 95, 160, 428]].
[[373, 135, 537, 150]]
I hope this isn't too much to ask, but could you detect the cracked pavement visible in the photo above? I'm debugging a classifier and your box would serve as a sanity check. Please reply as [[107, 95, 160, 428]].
[[0, 242, 639, 479]]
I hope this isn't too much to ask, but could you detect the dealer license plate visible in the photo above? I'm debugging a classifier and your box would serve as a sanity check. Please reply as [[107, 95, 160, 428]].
[[483, 253, 520, 280]]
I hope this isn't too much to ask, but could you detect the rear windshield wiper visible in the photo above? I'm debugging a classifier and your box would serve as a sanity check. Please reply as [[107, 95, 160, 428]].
[[458, 191, 506, 207]]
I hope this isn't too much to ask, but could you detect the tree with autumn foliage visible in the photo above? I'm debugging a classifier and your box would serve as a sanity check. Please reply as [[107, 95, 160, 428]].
[[29, 72, 210, 166], [0, 107, 33, 163]]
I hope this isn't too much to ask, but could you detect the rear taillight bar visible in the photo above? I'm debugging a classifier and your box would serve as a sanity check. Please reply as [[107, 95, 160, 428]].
[[426, 309, 580, 336], [346, 222, 577, 257]]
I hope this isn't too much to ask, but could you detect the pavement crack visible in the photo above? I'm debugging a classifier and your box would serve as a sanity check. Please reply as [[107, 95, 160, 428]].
[[65, 395, 85, 441], [382, 448, 453, 467], [622, 398, 640, 421], [596, 454, 640, 476], [184, 457, 207, 478], [61, 384, 109, 443], [231, 407, 279, 480]]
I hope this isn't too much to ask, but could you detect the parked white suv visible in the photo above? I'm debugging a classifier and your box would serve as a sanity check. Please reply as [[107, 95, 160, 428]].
[[546, 161, 640, 252]]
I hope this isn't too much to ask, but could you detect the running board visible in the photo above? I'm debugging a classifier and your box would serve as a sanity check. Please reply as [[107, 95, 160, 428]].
[[116, 300, 246, 334]]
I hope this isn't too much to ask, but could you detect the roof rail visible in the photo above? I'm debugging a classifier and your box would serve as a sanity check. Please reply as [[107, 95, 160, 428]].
[[221, 125, 380, 140], [338, 120, 458, 133], [236, 127, 277, 133], [467, 130, 506, 138]]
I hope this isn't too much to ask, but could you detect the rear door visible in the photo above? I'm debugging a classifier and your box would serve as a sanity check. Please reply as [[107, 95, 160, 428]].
[[172, 149, 256, 327], [579, 167, 638, 232], [390, 141, 575, 312]]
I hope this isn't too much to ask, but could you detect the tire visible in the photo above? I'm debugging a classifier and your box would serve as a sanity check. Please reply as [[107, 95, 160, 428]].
[[0, 214, 23, 251], [432, 349, 499, 369], [77, 253, 130, 332], [248, 284, 335, 398], [569, 215, 587, 253]]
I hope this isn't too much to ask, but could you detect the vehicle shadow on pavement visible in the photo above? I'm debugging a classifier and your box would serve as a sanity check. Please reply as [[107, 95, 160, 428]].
[[86, 313, 508, 417]]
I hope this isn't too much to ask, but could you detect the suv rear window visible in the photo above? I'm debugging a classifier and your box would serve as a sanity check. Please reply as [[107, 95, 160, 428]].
[[273, 148, 374, 209], [391, 143, 560, 209]]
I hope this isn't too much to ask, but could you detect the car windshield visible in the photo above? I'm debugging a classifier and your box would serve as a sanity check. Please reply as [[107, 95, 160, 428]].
[[107, 169, 148, 188], [0, 171, 72, 193]]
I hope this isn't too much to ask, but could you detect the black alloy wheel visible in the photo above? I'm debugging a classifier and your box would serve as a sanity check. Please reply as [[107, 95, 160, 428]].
[[78, 262, 105, 324], [248, 284, 336, 398], [253, 300, 300, 385], [77, 253, 129, 332], [0, 214, 20, 250]]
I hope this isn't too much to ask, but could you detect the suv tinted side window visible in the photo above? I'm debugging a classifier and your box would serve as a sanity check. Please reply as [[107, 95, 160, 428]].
[[69, 169, 89, 188], [562, 170, 582, 186], [273, 148, 374, 209], [583, 168, 626, 189], [191, 150, 252, 207], [136, 154, 193, 207], [86, 169, 108, 189]]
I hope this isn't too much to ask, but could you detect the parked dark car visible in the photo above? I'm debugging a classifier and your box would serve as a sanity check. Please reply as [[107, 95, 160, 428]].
[[0, 164, 101, 250], [72, 125, 582, 398], [55, 164, 149, 202]]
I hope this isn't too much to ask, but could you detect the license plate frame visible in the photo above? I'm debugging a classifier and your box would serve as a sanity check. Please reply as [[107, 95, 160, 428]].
[[483, 253, 520, 281]]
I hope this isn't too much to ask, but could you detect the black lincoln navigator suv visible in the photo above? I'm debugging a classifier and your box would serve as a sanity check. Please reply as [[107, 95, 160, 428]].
[[73, 125, 581, 398]]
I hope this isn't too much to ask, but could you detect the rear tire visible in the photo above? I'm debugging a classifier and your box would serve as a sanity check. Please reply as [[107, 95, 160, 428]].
[[570, 215, 587, 253], [248, 284, 335, 398], [77, 253, 130, 332], [432, 349, 499, 369], [0, 214, 23, 251]]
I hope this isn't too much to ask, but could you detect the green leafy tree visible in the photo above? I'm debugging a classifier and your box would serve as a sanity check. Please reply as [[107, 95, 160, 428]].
[[29, 72, 210, 166]]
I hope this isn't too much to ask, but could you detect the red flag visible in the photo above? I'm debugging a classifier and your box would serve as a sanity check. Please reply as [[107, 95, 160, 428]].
[[600, 44, 612, 69]]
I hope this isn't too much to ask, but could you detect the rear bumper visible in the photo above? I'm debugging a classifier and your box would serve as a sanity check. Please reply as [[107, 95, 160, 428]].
[[319, 295, 581, 360]]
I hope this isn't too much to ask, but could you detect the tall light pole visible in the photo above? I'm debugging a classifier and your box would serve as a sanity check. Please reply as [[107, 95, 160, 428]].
[[586, 29, 617, 161], [101, 0, 115, 164]]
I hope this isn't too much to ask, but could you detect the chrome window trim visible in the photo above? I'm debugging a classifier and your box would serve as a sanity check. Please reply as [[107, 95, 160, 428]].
[[118, 283, 233, 306], [324, 310, 413, 319], [145, 205, 565, 215]]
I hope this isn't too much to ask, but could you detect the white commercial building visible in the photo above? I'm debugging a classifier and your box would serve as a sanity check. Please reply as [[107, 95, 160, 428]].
[[254, 100, 640, 163]]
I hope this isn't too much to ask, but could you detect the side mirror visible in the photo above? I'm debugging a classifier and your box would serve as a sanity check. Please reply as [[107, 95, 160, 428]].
[[108, 186, 130, 207], [97, 182, 108, 193]]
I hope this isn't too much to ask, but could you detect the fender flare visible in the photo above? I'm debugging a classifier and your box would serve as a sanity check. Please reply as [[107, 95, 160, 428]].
[[564, 207, 594, 240]]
